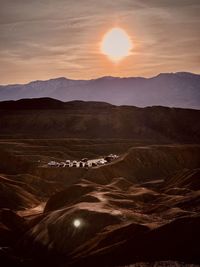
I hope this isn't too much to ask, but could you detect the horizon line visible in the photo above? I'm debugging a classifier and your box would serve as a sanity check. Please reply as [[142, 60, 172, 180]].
[[1, 71, 200, 87]]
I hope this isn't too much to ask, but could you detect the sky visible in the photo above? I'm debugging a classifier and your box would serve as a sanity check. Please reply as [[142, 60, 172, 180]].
[[0, 0, 200, 84]]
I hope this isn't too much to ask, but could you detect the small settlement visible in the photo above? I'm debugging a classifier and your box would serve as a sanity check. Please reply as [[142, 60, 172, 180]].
[[47, 154, 119, 168]]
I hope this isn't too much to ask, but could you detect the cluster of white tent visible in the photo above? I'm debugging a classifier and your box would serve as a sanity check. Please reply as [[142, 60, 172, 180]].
[[47, 154, 119, 168]]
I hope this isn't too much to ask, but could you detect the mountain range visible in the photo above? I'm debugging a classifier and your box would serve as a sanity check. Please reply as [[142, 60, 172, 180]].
[[0, 72, 200, 109]]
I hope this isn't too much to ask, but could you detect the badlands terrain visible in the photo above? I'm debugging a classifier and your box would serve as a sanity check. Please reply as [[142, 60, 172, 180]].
[[0, 98, 199, 267]]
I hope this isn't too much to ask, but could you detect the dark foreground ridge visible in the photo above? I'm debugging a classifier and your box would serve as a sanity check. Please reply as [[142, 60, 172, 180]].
[[0, 97, 200, 142], [0, 98, 113, 110]]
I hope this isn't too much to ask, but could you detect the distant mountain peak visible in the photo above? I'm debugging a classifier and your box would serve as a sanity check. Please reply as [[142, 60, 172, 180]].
[[154, 71, 199, 78], [0, 72, 199, 109]]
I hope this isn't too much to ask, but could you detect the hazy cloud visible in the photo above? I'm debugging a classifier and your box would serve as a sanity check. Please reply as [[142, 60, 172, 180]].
[[0, 0, 200, 84]]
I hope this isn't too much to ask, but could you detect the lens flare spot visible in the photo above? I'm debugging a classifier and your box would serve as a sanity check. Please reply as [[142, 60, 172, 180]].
[[73, 219, 81, 228]]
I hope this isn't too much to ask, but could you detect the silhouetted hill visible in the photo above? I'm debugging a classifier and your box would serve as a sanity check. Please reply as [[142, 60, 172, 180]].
[[0, 72, 200, 109], [0, 98, 64, 110], [0, 98, 113, 110], [0, 98, 200, 142]]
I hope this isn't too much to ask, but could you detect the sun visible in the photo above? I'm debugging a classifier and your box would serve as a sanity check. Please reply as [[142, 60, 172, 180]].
[[101, 27, 132, 62]]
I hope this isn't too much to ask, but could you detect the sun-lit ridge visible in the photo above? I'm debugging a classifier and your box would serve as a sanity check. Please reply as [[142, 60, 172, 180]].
[[101, 27, 132, 62]]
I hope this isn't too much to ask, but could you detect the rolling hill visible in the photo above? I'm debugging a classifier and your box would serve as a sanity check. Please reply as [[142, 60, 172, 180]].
[[0, 98, 200, 142]]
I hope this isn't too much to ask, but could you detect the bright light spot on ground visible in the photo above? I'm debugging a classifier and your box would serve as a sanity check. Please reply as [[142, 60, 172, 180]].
[[73, 219, 81, 228]]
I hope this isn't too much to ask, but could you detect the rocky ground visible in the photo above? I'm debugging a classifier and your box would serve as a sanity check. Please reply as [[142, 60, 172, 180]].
[[0, 99, 199, 266], [0, 143, 199, 267]]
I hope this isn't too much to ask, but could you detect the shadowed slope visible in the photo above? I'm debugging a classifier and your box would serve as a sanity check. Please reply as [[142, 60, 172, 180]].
[[15, 165, 200, 267], [0, 98, 200, 142]]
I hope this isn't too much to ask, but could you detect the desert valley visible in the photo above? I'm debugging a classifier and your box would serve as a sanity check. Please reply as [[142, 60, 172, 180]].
[[1, 1, 200, 266]]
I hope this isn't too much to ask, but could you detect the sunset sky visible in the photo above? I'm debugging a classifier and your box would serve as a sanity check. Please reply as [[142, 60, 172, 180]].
[[1, 0, 200, 84]]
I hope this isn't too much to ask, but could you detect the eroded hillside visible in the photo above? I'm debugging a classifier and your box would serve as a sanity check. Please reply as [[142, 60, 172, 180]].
[[0, 99, 199, 267]]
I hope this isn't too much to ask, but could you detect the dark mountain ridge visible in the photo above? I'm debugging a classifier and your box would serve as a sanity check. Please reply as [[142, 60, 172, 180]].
[[0, 98, 200, 142], [0, 72, 200, 109], [0, 98, 113, 110]]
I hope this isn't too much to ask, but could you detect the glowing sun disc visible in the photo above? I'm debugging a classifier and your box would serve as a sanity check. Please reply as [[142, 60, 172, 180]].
[[101, 27, 132, 62]]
